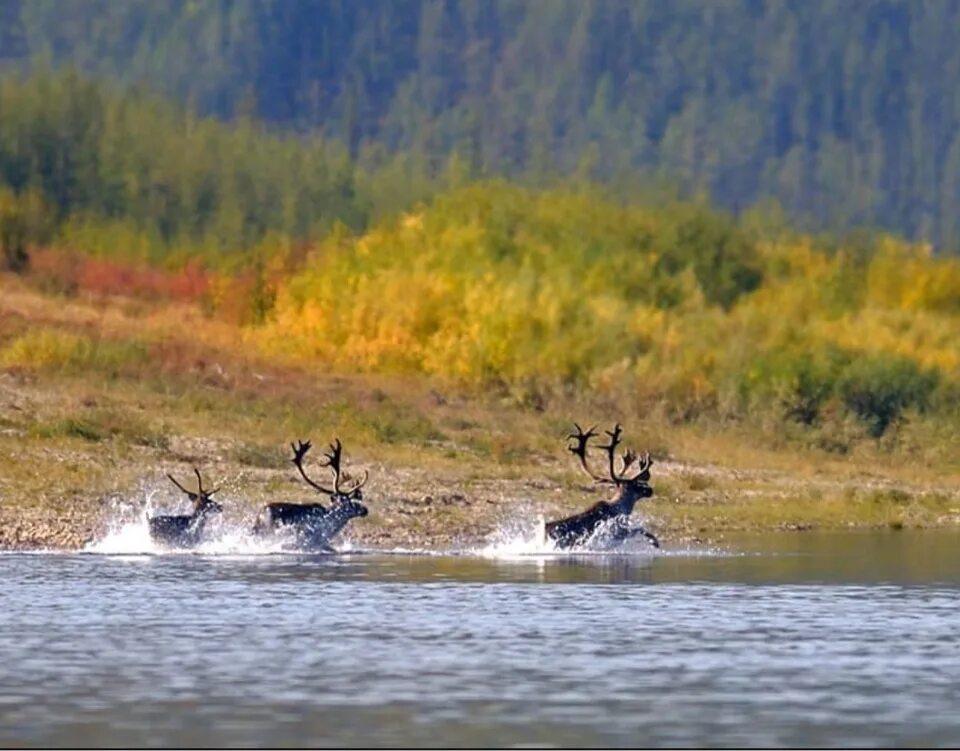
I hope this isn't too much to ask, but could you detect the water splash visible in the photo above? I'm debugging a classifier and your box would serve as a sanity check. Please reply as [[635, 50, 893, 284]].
[[472, 514, 678, 559], [84, 483, 162, 555], [85, 480, 334, 556], [84, 515, 292, 556], [81, 482, 715, 558], [474, 515, 557, 558]]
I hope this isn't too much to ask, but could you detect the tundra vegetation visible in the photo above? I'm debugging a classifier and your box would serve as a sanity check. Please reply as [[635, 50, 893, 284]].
[[0, 69, 959, 550]]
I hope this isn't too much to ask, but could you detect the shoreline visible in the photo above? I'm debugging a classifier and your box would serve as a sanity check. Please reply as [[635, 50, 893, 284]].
[[3, 453, 958, 553], [3, 513, 959, 554]]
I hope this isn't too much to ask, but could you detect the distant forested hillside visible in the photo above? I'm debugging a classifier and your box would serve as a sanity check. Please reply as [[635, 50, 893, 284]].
[[1, 0, 959, 247]]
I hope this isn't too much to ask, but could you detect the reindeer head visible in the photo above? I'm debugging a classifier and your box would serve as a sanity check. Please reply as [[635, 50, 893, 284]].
[[291, 438, 370, 517], [167, 468, 224, 516], [330, 484, 369, 519], [567, 422, 654, 508]]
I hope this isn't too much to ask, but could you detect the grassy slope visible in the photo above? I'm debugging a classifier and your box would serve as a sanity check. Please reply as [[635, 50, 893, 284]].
[[1, 274, 959, 550]]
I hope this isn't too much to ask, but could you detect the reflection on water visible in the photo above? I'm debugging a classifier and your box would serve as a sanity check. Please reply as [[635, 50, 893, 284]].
[[3, 531, 960, 747]]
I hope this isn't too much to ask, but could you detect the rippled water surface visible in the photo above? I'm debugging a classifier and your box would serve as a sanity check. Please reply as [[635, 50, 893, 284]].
[[4, 530, 960, 748]]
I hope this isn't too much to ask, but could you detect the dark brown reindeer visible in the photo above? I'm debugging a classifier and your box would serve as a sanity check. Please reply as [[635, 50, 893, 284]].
[[544, 423, 660, 550], [148, 468, 224, 548], [254, 438, 369, 551]]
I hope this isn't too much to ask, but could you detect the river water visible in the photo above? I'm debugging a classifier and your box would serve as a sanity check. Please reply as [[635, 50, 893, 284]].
[[3, 526, 960, 748]]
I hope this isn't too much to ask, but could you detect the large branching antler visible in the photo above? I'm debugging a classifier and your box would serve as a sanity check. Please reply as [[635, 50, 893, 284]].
[[167, 467, 219, 507], [318, 439, 344, 495], [568, 422, 652, 485], [194, 467, 219, 497], [626, 450, 653, 480], [599, 424, 624, 481], [567, 423, 614, 484], [341, 467, 369, 494], [291, 438, 368, 496], [601, 423, 653, 483], [291, 439, 336, 495], [321, 438, 369, 494]]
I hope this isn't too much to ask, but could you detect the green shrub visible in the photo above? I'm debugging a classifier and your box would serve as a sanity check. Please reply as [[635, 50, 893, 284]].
[[837, 356, 939, 437], [31, 409, 169, 448], [776, 349, 850, 425], [0, 188, 56, 273], [656, 206, 764, 309], [739, 348, 849, 425]]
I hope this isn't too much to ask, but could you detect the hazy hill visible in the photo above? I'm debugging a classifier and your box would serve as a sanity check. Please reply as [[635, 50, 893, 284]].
[[2, 0, 959, 248]]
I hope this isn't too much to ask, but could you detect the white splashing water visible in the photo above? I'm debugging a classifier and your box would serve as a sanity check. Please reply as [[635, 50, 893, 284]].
[[82, 481, 694, 558], [474, 515, 558, 558], [85, 516, 293, 556], [84, 483, 162, 555], [471, 514, 691, 559], [83, 481, 435, 557], [84, 480, 323, 556]]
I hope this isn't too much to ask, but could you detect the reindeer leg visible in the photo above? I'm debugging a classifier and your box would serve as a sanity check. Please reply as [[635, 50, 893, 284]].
[[627, 525, 660, 549], [301, 528, 336, 554]]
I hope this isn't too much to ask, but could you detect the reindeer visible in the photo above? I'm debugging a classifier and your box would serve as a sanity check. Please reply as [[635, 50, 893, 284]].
[[147, 468, 224, 548], [254, 438, 369, 551], [544, 423, 660, 550]]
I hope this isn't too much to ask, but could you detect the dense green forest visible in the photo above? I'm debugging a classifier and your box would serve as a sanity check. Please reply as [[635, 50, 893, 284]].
[[1, 0, 958, 248], [0, 69, 453, 269]]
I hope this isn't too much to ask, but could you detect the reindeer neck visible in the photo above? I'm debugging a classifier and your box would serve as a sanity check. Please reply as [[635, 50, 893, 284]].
[[609, 485, 642, 516], [190, 503, 217, 529], [322, 503, 359, 536]]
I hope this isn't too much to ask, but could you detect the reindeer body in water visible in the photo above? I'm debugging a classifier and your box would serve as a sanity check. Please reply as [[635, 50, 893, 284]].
[[544, 423, 659, 550], [254, 439, 369, 551], [148, 469, 223, 549]]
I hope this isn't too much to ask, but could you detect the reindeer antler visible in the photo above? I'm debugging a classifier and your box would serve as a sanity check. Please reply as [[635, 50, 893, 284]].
[[568, 423, 597, 457], [194, 467, 219, 497], [569, 422, 652, 485], [167, 472, 199, 502], [318, 439, 344, 495], [341, 467, 369, 494], [168, 467, 218, 506], [291, 438, 368, 495], [630, 450, 653, 479], [291, 439, 335, 495], [599, 423, 625, 481], [567, 423, 614, 484]]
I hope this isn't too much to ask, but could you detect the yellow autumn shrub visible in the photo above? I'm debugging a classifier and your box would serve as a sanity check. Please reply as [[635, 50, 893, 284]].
[[247, 181, 960, 430]]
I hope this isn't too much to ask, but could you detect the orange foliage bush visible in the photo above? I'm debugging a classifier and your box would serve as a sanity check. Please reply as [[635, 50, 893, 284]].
[[28, 248, 210, 303]]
